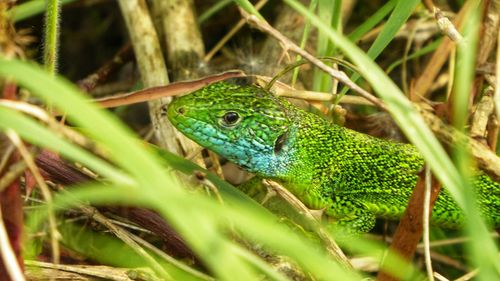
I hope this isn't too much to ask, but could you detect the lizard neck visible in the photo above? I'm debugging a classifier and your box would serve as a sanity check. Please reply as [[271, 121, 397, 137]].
[[276, 107, 426, 210], [241, 124, 302, 179]]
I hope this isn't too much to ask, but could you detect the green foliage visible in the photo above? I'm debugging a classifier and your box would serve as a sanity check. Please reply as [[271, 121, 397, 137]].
[[0, 58, 365, 281], [43, 0, 61, 74], [198, 0, 233, 24], [347, 0, 398, 42], [2, 0, 499, 280], [312, 0, 341, 92], [291, 0, 318, 87], [283, 0, 500, 280], [452, 4, 500, 279], [7, 0, 76, 22], [340, 0, 421, 96], [385, 39, 441, 74]]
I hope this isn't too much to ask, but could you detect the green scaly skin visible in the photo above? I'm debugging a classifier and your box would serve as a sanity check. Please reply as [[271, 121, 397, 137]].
[[166, 78, 500, 234]]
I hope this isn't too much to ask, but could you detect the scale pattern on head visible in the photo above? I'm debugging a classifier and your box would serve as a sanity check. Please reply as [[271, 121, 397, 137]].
[[167, 79, 298, 176]]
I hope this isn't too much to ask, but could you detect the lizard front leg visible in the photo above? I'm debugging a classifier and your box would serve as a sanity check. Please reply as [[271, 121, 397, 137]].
[[325, 196, 377, 237]]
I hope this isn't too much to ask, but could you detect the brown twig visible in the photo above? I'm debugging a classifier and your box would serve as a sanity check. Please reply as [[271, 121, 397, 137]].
[[417, 232, 498, 249], [470, 91, 495, 144], [35, 149, 196, 259], [6, 130, 60, 264], [240, 10, 387, 110], [77, 43, 134, 93], [476, 0, 500, 68], [25, 260, 155, 281], [422, 0, 434, 11], [434, 7, 463, 42], [0, 161, 26, 193], [118, 0, 184, 156], [377, 169, 441, 281], [194, 171, 224, 204], [487, 106, 499, 150], [0, 143, 15, 175], [255, 75, 375, 105], [204, 0, 269, 62], [95, 70, 245, 108], [418, 105, 500, 181], [495, 25, 500, 124], [412, 1, 477, 99], [470, 1, 500, 144], [0, 79, 25, 281]]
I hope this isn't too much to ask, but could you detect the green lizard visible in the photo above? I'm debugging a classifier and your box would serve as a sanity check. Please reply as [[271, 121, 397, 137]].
[[166, 77, 500, 234]]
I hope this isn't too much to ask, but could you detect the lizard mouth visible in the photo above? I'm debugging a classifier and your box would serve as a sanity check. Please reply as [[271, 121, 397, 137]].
[[166, 101, 230, 150]]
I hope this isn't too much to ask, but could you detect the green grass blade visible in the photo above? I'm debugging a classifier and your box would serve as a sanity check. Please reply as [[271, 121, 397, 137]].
[[0, 107, 133, 185], [198, 0, 233, 24], [291, 0, 318, 87], [312, 0, 340, 92], [284, 0, 466, 211], [8, 0, 76, 22], [365, 0, 419, 59], [52, 183, 363, 281], [0, 59, 172, 190], [0, 58, 365, 280], [231, 0, 263, 20], [386, 39, 441, 74], [347, 0, 397, 42], [453, 5, 500, 279], [285, 0, 500, 280], [340, 0, 420, 95], [43, 0, 60, 74], [285, 1, 500, 277]]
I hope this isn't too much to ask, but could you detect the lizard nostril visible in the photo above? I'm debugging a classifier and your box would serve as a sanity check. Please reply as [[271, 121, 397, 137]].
[[177, 106, 186, 115]]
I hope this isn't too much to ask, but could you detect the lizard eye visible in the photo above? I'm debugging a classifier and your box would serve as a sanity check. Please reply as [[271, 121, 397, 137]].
[[222, 111, 240, 126], [274, 131, 288, 154]]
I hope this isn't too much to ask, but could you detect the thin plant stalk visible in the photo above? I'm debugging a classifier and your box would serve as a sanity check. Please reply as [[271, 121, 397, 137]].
[[198, 0, 232, 24], [423, 166, 434, 281], [495, 31, 500, 122], [291, 0, 318, 87], [0, 203, 25, 281], [43, 0, 60, 74], [6, 130, 60, 265], [453, 4, 500, 279]]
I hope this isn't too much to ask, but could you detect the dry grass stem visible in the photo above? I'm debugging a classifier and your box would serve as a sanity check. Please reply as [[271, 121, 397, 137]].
[[423, 166, 434, 281], [263, 179, 353, 270], [0, 203, 25, 281], [241, 11, 386, 110], [78, 205, 171, 280], [204, 0, 269, 62], [6, 129, 60, 264], [0, 160, 26, 192]]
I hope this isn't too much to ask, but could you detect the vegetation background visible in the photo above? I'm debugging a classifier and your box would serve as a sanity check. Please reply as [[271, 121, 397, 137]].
[[0, 0, 499, 280]]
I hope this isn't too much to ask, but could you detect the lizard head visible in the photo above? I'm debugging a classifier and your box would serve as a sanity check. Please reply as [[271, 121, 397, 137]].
[[166, 78, 296, 176]]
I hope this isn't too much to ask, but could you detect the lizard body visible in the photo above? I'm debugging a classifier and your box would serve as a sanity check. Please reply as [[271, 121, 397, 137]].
[[167, 79, 500, 233]]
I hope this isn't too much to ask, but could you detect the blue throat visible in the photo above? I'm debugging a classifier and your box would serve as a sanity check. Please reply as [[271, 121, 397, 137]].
[[189, 123, 299, 178]]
